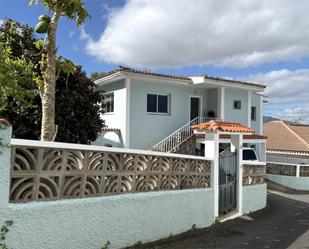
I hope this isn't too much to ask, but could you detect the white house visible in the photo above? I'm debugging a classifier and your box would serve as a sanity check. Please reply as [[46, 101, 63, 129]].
[[93, 66, 266, 159]]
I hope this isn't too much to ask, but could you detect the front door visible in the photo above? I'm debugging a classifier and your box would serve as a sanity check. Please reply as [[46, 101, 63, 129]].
[[219, 150, 237, 214], [190, 97, 200, 120]]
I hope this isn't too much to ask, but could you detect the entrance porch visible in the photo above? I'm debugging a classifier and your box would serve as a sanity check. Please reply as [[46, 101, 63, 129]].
[[192, 120, 267, 219]]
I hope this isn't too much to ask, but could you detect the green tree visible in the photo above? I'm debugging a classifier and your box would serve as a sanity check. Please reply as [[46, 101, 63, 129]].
[[90, 72, 107, 80], [0, 24, 36, 113], [0, 19, 104, 144], [30, 0, 90, 141]]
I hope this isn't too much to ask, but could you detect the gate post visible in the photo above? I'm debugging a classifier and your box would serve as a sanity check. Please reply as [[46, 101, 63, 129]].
[[0, 120, 12, 206], [231, 134, 243, 215], [204, 132, 219, 218]]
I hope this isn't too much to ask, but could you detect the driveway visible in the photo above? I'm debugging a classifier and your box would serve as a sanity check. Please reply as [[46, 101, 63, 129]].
[[127, 192, 309, 249]]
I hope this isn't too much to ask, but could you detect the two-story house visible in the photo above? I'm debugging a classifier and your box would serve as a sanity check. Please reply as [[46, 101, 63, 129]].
[[93, 66, 266, 159]]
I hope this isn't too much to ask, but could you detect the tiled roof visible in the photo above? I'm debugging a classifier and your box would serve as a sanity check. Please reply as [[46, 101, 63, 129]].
[[196, 134, 266, 140], [192, 120, 255, 133], [0, 119, 11, 127], [264, 121, 309, 153], [101, 127, 120, 132], [95, 66, 266, 88]]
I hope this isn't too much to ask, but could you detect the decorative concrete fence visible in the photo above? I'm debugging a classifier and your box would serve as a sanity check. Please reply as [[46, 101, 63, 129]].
[[266, 162, 309, 190], [0, 125, 215, 249], [10, 140, 211, 203], [0, 123, 267, 249], [243, 164, 266, 185]]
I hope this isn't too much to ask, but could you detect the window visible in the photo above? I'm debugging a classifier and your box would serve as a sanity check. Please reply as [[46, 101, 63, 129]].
[[103, 92, 114, 113], [251, 106, 256, 121], [233, 100, 241, 109], [243, 149, 258, 161], [147, 93, 169, 114]]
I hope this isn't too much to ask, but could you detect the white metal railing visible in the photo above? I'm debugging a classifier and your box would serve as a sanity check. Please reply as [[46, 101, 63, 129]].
[[151, 117, 216, 153], [266, 161, 309, 177]]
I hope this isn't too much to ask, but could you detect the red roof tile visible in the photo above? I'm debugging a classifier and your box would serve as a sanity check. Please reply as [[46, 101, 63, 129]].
[[196, 134, 266, 139], [264, 121, 309, 152], [192, 120, 255, 133]]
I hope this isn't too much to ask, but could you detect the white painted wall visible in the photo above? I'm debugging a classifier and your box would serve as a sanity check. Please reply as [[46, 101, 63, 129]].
[[95, 80, 128, 147]]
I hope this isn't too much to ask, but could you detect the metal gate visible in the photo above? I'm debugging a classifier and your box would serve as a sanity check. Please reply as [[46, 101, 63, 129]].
[[219, 150, 237, 214]]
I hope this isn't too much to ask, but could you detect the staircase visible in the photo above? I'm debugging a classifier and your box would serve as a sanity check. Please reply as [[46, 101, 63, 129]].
[[151, 117, 210, 153]]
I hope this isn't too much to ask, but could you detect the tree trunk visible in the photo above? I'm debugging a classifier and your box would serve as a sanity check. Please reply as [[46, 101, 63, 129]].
[[41, 13, 60, 141]]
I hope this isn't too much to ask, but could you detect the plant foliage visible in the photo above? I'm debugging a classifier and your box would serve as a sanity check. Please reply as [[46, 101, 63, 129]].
[[0, 19, 104, 144]]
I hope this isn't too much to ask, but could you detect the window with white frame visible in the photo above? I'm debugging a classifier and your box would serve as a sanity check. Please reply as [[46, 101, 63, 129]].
[[233, 100, 241, 109], [251, 106, 256, 121], [147, 93, 170, 114], [103, 92, 114, 113]]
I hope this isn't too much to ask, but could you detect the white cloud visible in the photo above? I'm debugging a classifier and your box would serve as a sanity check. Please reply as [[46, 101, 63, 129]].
[[68, 30, 76, 38], [243, 69, 309, 123], [244, 69, 309, 105], [85, 0, 309, 68], [80, 26, 90, 41], [277, 107, 309, 123]]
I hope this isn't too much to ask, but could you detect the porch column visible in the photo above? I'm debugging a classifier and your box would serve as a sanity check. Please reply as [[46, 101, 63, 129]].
[[247, 91, 252, 127], [260, 142, 266, 162], [231, 134, 243, 214], [204, 132, 219, 218], [125, 78, 131, 148], [217, 87, 225, 120]]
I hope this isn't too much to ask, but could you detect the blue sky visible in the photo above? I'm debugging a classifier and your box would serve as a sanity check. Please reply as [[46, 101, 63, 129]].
[[1, 0, 309, 122]]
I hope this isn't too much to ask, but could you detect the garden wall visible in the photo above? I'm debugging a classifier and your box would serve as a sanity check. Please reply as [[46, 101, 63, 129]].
[[2, 189, 214, 249], [266, 162, 309, 191], [0, 125, 214, 249], [266, 174, 309, 191], [242, 183, 267, 214]]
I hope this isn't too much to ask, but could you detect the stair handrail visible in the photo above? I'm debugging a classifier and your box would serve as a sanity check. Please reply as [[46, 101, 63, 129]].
[[151, 116, 210, 152]]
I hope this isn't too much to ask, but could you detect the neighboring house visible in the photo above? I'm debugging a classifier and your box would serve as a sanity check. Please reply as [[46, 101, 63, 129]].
[[264, 120, 309, 190], [93, 66, 266, 158], [264, 120, 309, 160]]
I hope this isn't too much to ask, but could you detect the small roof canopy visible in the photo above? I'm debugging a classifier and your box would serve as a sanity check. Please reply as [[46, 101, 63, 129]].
[[192, 120, 255, 134]]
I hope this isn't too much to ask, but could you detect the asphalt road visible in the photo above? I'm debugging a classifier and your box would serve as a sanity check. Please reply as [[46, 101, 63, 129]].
[[127, 192, 309, 249]]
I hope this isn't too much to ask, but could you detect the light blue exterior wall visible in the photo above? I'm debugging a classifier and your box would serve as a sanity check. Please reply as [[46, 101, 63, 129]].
[[206, 88, 218, 116], [129, 79, 208, 149], [266, 174, 309, 191], [242, 184, 267, 214], [2, 189, 214, 249], [95, 78, 263, 149], [224, 88, 249, 125], [251, 94, 262, 134]]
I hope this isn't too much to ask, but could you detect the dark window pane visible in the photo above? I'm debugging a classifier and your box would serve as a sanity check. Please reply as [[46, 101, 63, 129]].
[[243, 149, 257, 160], [103, 92, 114, 113], [158, 95, 168, 113], [147, 94, 157, 112], [233, 100, 241, 109], [251, 106, 256, 121]]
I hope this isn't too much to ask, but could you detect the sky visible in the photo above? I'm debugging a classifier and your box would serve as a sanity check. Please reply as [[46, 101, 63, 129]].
[[1, 0, 309, 123]]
